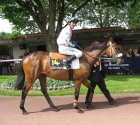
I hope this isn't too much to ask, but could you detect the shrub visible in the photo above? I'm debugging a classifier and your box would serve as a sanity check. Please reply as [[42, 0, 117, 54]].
[[0, 78, 74, 91]]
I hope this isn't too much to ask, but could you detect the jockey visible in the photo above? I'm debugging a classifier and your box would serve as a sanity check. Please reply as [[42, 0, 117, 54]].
[[57, 17, 82, 68]]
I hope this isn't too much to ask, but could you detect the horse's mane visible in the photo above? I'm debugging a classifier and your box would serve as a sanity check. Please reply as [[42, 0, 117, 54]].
[[85, 41, 107, 52]]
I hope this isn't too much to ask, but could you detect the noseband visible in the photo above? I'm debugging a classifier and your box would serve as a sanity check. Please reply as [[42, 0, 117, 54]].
[[108, 41, 117, 58], [83, 41, 119, 60]]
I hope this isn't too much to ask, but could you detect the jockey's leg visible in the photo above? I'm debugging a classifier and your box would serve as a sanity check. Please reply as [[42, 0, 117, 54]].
[[59, 46, 82, 68], [63, 55, 76, 68]]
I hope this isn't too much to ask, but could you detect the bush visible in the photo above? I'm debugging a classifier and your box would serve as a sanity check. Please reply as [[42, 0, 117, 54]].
[[0, 78, 74, 91]]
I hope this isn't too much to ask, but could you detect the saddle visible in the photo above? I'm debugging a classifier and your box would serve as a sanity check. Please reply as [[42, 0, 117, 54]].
[[50, 52, 80, 70]]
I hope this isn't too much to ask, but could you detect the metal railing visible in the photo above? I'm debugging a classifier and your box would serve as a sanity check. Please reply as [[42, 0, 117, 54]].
[[0, 59, 22, 75]]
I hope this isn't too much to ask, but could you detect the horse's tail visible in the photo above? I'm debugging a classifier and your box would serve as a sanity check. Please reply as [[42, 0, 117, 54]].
[[14, 62, 25, 90]]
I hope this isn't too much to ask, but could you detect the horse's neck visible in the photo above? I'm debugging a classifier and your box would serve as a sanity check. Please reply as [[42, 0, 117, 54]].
[[82, 42, 107, 68], [84, 50, 103, 65]]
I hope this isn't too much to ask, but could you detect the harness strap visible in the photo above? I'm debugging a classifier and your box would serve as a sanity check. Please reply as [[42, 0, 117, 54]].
[[69, 69, 73, 80], [83, 51, 99, 59]]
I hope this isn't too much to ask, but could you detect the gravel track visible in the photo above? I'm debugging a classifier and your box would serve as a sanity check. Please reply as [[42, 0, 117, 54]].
[[0, 93, 140, 125]]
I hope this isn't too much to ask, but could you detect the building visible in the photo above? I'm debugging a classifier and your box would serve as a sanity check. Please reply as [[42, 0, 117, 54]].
[[0, 33, 46, 58], [0, 27, 140, 59]]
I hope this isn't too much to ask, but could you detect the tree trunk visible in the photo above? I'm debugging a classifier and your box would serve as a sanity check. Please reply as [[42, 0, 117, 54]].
[[56, 0, 64, 34], [48, 0, 57, 52]]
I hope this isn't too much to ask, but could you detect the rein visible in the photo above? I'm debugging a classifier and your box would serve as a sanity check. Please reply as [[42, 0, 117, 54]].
[[75, 42, 101, 59], [83, 50, 100, 59], [77, 41, 117, 60], [83, 51, 115, 60]]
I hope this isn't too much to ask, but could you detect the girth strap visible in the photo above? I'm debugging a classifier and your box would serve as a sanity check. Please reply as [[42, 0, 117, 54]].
[[68, 69, 73, 80]]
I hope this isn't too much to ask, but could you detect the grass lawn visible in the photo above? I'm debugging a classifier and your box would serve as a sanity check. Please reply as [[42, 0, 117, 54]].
[[0, 75, 140, 96], [0, 75, 16, 84]]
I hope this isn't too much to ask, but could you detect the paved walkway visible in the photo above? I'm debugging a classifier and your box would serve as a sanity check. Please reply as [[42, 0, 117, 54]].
[[0, 94, 140, 125]]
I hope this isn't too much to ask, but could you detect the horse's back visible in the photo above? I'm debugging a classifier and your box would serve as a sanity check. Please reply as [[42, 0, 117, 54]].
[[21, 51, 90, 81], [23, 51, 48, 63], [25, 51, 49, 59], [22, 51, 50, 71]]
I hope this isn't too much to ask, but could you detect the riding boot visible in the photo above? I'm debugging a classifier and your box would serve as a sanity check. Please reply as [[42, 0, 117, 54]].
[[85, 91, 93, 108], [108, 98, 117, 105], [63, 55, 76, 68]]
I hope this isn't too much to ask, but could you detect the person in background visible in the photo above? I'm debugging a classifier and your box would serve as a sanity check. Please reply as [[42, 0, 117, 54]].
[[85, 59, 116, 108], [138, 48, 140, 55], [57, 17, 82, 68], [133, 48, 140, 57], [125, 48, 135, 57]]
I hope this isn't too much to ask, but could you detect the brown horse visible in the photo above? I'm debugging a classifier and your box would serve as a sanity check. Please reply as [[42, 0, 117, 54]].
[[15, 38, 122, 114]]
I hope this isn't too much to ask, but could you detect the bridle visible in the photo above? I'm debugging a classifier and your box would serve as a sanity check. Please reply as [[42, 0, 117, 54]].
[[107, 41, 118, 59], [83, 41, 119, 60]]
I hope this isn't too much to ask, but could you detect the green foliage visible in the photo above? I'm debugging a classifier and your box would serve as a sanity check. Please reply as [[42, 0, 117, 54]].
[[0, 0, 40, 33], [0, 0, 139, 50], [76, 1, 128, 28], [1, 79, 16, 89], [0, 75, 16, 84], [128, 0, 140, 28], [0, 0, 134, 34], [0, 75, 140, 96], [0, 32, 11, 38], [0, 76, 73, 91], [0, 31, 21, 39]]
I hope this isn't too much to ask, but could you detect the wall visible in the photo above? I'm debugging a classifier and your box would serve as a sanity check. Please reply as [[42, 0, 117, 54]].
[[9, 45, 29, 59]]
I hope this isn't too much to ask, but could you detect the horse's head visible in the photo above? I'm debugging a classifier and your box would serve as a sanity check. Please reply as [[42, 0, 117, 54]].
[[84, 38, 123, 64], [103, 38, 123, 64]]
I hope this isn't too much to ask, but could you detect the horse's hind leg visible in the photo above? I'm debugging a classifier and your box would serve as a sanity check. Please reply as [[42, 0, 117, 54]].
[[39, 75, 60, 112], [20, 83, 33, 115], [20, 87, 28, 115]]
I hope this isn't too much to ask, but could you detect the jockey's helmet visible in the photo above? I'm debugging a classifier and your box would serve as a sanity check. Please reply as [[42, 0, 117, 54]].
[[67, 17, 79, 24]]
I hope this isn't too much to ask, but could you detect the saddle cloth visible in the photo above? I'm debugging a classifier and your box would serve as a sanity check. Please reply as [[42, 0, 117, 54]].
[[50, 52, 80, 69]]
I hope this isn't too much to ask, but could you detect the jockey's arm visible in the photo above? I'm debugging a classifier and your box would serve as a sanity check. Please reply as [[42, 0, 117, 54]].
[[57, 28, 75, 47]]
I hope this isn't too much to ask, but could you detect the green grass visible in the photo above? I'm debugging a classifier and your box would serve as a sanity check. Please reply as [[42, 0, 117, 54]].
[[105, 75, 140, 93], [0, 75, 140, 96], [0, 75, 16, 84]]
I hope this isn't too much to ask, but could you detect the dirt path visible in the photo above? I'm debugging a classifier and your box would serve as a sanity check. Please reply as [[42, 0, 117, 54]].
[[0, 94, 140, 125]]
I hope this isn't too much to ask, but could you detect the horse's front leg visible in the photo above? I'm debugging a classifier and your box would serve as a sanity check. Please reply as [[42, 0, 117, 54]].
[[73, 81, 84, 113], [41, 90, 60, 112], [39, 75, 60, 112]]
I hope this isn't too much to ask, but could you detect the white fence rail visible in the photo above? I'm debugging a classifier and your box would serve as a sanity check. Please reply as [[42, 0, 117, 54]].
[[0, 59, 22, 62], [0, 59, 22, 75]]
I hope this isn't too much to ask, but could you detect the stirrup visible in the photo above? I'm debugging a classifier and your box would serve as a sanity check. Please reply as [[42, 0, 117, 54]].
[[63, 60, 71, 69]]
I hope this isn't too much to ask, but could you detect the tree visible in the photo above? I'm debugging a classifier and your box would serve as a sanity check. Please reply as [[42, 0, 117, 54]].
[[128, 0, 140, 28], [0, 0, 93, 51], [0, 0, 136, 51], [76, 1, 128, 28]]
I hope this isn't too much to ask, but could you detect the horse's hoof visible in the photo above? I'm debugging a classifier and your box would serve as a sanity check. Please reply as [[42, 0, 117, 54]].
[[52, 106, 60, 112], [77, 108, 84, 113], [21, 108, 29, 115], [73, 106, 84, 113], [22, 111, 29, 115], [73, 105, 78, 109], [85, 104, 94, 109]]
